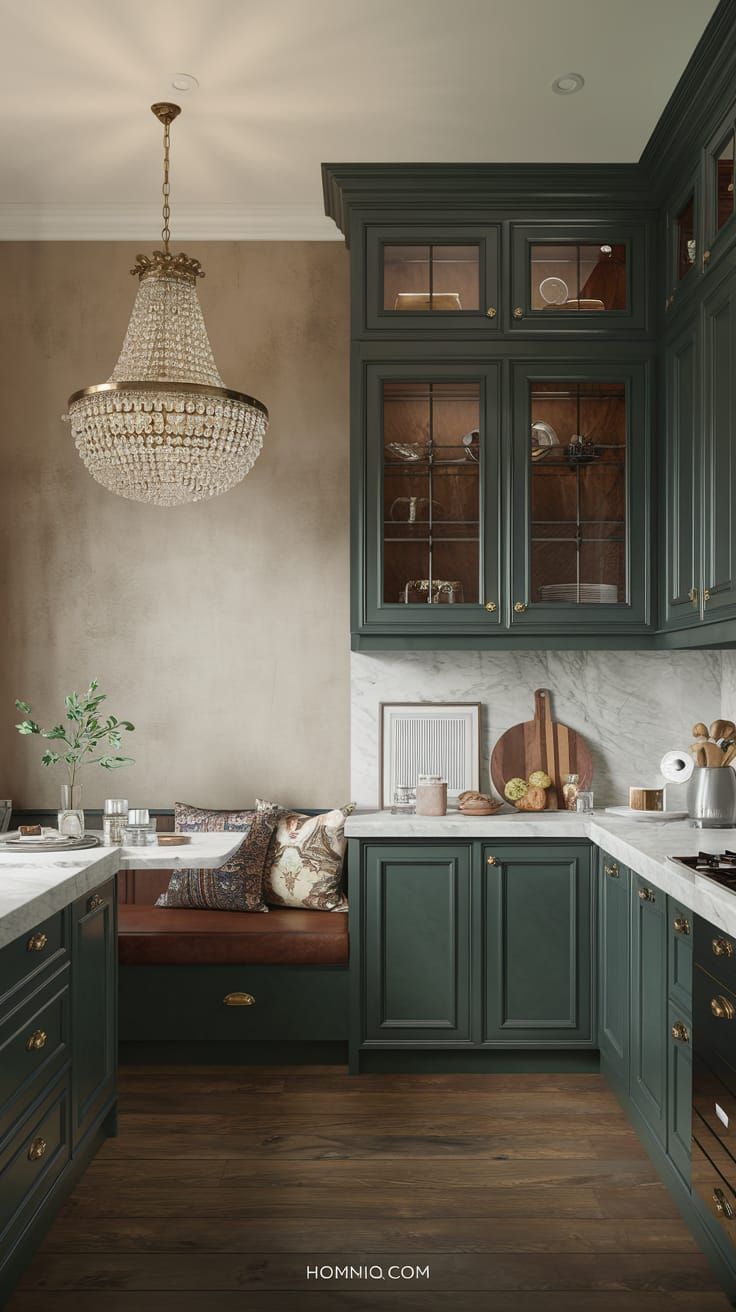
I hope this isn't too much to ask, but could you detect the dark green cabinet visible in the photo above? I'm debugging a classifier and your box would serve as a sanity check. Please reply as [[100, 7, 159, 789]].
[[598, 852, 630, 1088], [630, 874, 668, 1148], [363, 225, 500, 334], [71, 879, 116, 1148], [361, 844, 472, 1045], [509, 222, 647, 335], [702, 263, 736, 621], [481, 843, 594, 1046], [667, 1002, 692, 1185], [663, 317, 701, 628]]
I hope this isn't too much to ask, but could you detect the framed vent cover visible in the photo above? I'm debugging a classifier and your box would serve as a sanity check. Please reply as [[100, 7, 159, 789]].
[[379, 702, 481, 808]]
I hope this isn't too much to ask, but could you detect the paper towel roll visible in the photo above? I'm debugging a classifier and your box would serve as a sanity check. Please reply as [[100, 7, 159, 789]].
[[660, 750, 694, 784]]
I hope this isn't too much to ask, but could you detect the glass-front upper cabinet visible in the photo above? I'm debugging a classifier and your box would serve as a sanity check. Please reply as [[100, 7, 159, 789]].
[[510, 224, 645, 332], [361, 362, 502, 631], [667, 173, 701, 309], [362, 226, 500, 332], [510, 363, 651, 631], [704, 108, 736, 269]]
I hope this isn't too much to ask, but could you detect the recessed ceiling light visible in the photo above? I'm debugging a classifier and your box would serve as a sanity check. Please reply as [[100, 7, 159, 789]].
[[552, 72, 584, 95], [171, 73, 199, 92]]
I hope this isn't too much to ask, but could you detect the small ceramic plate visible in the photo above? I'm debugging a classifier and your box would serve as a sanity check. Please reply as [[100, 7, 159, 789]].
[[605, 806, 688, 823]]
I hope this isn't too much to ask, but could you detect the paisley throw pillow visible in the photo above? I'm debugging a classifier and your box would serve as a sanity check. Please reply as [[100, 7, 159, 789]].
[[155, 799, 279, 912]]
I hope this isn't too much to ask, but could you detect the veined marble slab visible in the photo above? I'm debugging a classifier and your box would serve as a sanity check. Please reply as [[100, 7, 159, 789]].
[[0, 832, 243, 950], [344, 809, 736, 937]]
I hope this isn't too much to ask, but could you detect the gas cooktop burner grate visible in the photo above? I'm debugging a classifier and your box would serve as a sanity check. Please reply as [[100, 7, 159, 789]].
[[670, 850, 736, 888]]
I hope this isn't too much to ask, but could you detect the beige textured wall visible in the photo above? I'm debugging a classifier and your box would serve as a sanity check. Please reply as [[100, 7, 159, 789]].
[[0, 242, 350, 810]]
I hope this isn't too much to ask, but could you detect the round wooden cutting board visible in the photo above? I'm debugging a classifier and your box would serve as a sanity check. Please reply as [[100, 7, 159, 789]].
[[490, 688, 593, 810]]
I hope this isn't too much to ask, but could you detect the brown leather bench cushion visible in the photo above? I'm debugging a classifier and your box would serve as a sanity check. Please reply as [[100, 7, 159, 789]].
[[118, 904, 348, 967]]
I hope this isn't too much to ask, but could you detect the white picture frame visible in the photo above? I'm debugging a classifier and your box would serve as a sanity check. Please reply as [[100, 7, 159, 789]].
[[380, 702, 481, 809]]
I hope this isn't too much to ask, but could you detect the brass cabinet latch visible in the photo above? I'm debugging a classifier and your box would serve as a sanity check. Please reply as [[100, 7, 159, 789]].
[[27, 1138, 47, 1162], [688, 587, 698, 607], [638, 887, 655, 903], [486, 307, 497, 318], [484, 601, 497, 613], [26, 933, 48, 953], [513, 601, 527, 613], [88, 893, 105, 913], [713, 937, 734, 958], [671, 1021, 690, 1044], [673, 917, 691, 936], [25, 1030, 47, 1052], [604, 863, 619, 878]]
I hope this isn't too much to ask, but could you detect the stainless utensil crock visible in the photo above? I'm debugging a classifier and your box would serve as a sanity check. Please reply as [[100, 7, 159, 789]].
[[687, 766, 736, 828]]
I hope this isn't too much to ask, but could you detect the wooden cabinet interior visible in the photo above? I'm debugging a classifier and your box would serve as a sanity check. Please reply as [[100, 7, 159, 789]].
[[383, 244, 480, 313], [529, 242, 627, 312]]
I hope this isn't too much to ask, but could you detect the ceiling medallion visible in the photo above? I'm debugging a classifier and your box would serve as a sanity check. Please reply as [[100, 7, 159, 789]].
[[65, 103, 268, 506]]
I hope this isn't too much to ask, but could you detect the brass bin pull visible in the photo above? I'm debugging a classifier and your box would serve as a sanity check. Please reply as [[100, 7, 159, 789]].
[[604, 863, 619, 878], [224, 992, 255, 1007], [671, 1021, 690, 1044], [713, 937, 734, 959], [714, 1188, 735, 1219], [26, 1030, 47, 1052], [673, 917, 691, 936], [638, 888, 655, 903], [27, 933, 48, 953], [27, 1138, 47, 1162], [711, 995, 735, 1021]]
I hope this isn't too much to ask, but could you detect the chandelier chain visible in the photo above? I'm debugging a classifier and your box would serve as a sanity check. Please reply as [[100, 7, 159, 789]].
[[162, 119, 171, 252]]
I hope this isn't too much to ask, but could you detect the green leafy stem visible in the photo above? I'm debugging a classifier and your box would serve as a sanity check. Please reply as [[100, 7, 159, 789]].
[[15, 678, 135, 789]]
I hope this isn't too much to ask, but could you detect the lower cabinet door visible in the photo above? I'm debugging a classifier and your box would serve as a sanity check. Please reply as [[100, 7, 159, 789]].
[[363, 844, 472, 1045], [598, 853, 631, 1086], [482, 843, 594, 1046], [71, 879, 116, 1146], [630, 874, 667, 1146], [668, 1002, 693, 1185]]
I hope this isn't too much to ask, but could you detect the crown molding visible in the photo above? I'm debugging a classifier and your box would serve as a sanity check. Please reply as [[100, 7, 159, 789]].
[[0, 202, 341, 241]]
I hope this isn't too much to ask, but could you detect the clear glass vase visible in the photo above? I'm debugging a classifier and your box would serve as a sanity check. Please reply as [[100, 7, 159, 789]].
[[58, 783, 84, 839]]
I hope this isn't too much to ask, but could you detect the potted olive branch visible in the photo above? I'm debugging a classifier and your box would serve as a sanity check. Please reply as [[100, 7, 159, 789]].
[[15, 679, 135, 837]]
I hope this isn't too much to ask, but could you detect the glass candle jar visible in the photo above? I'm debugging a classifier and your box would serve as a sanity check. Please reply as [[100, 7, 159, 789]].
[[122, 808, 157, 845], [390, 785, 416, 816], [103, 798, 129, 846]]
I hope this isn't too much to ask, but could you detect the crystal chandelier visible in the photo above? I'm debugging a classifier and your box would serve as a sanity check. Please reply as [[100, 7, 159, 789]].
[[65, 103, 268, 506]]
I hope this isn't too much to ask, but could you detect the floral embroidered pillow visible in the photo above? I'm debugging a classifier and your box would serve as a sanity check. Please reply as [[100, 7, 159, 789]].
[[262, 804, 355, 912], [155, 800, 279, 912]]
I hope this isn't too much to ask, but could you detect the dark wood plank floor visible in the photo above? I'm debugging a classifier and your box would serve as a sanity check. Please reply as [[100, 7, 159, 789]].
[[7, 1067, 730, 1311]]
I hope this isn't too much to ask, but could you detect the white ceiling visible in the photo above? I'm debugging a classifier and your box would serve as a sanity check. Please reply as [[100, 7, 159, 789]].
[[0, 0, 718, 238]]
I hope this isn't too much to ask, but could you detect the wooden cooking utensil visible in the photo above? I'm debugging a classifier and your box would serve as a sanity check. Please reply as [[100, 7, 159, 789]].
[[693, 722, 710, 739], [490, 689, 593, 810], [690, 740, 725, 766], [722, 743, 736, 768]]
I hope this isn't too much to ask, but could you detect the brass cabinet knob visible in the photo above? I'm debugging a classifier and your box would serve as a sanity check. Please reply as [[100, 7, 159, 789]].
[[604, 863, 619, 878], [484, 601, 497, 613], [26, 933, 48, 953], [688, 587, 698, 607], [714, 1188, 735, 1219], [638, 887, 655, 903], [513, 601, 527, 614], [486, 306, 497, 318], [711, 995, 735, 1021], [713, 937, 734, 959], [27, 1138, 47, 1162], [25, 1030, 47, 1052], [223, 992, 255, 1007], [704, 588, 712, 603], [513, 307, 523, 319], [671, 1021, 690, 1044], [88, 893, 104, 913], [673, 917, 691, 936], [486, 855, 497, 865]]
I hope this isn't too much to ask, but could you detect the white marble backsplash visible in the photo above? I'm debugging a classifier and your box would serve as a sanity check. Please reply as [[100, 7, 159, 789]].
[[351, 650, 724, 809]]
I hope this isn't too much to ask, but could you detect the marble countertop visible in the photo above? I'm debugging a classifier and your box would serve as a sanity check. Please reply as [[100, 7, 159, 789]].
[[345, 809, 736, 936], [0, 832, 243, 950]]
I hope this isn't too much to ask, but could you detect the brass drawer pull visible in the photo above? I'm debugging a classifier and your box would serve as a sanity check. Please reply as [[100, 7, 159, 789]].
[[638, 887, 655, 903], [88, 893, 104, 913], [604, 863, 619, 878], [486, 855, 497, 866], [25, 1030, 47, 1052], [26, 933, 48, 953], [711, 995, 735, 1021], [714, 1188, 735, 1219], [224, 992, 255, 1007], [484, 601, 497, 613], [27, 1138, 47, 1162], [673, 917, 691, 936], [713, 937, 734, 959], [671, 1021, 690, 1044], [486, 306, 497, 319]]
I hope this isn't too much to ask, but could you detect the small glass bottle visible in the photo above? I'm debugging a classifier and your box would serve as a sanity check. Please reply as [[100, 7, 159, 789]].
[[103, 798, 129, 846], [390, 785, 416, 816], [563, 774, 580, 812]]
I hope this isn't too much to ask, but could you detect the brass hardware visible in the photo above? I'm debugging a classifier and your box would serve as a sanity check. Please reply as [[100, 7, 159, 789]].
[[486, 307, 497, 319], [27, 1138, 47, 1162], [688, 586, 698, 607], [513, 307, 523, 319], [671, 1021, 690, 1044], [88, 893, 104, 913], [713, 937, 734, 959], [513, 601, 527, 613], [673, 917, 691, 936], [26, 933, 48, 953], [638, 887, 655, 903], [703, 249, 711, 265], [223, 992, 255, 1007], [711, 995, 736, 1021], [150, 102, 181, 254], [714, 1188, 735, 1219], [604, 863, 619, 878], [25, 1030, 47, 1052], [486, 855, 497, 865], [484, 601, 497, 613], [704, 587, 712, 602]]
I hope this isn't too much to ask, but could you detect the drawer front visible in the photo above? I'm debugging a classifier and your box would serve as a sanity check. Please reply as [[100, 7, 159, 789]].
[[0, 911, 68, 1013], [667, 1001, 692, 1185], [695, 966, 736, 1073], [696, 918, 736, 997], [668, 897, 693, 1012], [694, 1054, 736, 1175], [0, 1077, 70, 1258], [692, 1134, 736, 1256], [119, 964, 349, 1042], [0, 969, 70, 1144]]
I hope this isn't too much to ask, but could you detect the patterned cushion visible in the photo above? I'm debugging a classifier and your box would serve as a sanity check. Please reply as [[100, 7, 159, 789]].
[[262, 804, 354, 912], [155, 800, 279, 913]]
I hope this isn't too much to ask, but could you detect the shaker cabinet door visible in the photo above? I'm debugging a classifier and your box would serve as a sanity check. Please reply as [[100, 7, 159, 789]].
[[362, 225, 501, 334], [630, 874, 667, 1147], [702, 264, 736, 621], [509, 223, 647, 334], [663, 317, 702, 628], [362, 845, 473, 1045], [71, 879, 116, 1147], [598, 853, 631, 1089]]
